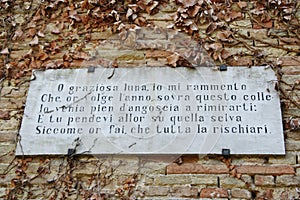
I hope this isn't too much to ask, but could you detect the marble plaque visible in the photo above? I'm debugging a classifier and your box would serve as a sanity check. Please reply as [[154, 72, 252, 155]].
[[16, 67, 285, 155]]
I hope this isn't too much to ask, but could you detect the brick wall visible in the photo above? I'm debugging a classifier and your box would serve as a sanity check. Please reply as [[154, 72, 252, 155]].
[[1, 0, 300, 199]]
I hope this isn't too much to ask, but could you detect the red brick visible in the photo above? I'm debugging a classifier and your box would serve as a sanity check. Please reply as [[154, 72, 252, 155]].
[[236, 165, 295, 175], [166, 163, 229, 174], [200, 188, 228, 198], [254, 175, 275, 186]]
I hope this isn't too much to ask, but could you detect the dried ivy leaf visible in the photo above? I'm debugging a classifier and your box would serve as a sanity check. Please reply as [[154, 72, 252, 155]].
[[51, 26, 61, 34], [187, 5, 200, 17], [167, 53, 180, 67], [145, 1, 159, 14], [81, 0, 89, 10], [217, 30, 233, 42], [134, 17, 147, 26], [0, 110, 10, 120], [0, 47, 9, 54], [177, 0, 197, 8], [206, 22, 217, 35], [12, 28, 24, 41], [237, 2, 248, 9], [69, 10, 81, 22], [29, 35, 39, 46], [28, 28, 37, 37], [126, 8, 133, 19]]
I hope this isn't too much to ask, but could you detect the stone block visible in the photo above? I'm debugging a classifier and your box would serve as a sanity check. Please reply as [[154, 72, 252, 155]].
[[154, 174, 192, 185], [0, 98, 25, 110], [170, 186, 199, 198], [0, 187, 7, 198], [286, 131, 300, 141], [190, 174, 218, 186], [0, 87, 27, 98], [219, 175, 247, 188], [282, 65, 300, 75], [285, 139, 300, 151], [231, 188, 252, 199], [139, 160, 169, 175], [231, 156, 266, 165], [254, 175, 275, 186], [268, 152, 297, 164], [0, 131, 17, 143], [276, 175, 300, 186], [145, 186, 170, 196], [166, 163, 229, 174]]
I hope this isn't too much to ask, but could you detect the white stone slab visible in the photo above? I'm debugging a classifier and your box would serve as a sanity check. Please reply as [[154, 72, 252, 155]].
[[16, 66, 285, 155]]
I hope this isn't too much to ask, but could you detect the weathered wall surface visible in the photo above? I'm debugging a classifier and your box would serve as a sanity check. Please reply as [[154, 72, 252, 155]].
[[0, 0, 300, 199]]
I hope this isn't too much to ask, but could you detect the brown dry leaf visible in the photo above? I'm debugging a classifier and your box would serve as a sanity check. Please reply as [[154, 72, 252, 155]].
[[63, 61, 70, 67], [13, 28, 24, 41], [29, 35, 39, 46], [42, 60, 57, 68], [178, 0, 197, 8], [51, 26, 60, 34], [212, 51, 220, 61], [229, 11, 243, 21], [167, 53, 180, 67], [123, 183, 129, 190], [129, 4, 139, 12], [24, 48, 33, 58], [134, 17, 147, 26], [37, 51, 49, 61], [137, 1, 147, 10], [253, 49, 266, 58], [73, 52, 91, 60], [0, 47, 9, 55], [126, 8, 133, 19], [115, 188, 123, 195], [145, 1, 159, 14], [29, 58, 39, 69], [237, 2, 248, 9], [206, 42, 223, 51], [218, 10, 243, 22], [69, 10, 81, 22], [81, 0, 89, 10], [37, 30, 45, 37], [187, 5, 200, 17], [50, 41, 60, 53], [81, 15, 90, 25], [220, 49, 231, 60], [190, 23, 198, 31], [28, 28, 36, 37], [32, 11, 41, 22], [0, 110, 10, 120], [217, 30, 233, 42], [206, 22, 217, 35]]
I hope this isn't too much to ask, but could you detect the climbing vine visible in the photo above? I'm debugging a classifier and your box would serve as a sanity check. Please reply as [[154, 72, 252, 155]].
[[0, 0, 300, 199]]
